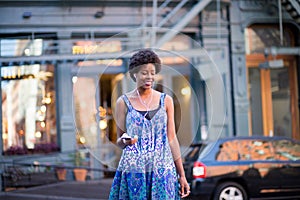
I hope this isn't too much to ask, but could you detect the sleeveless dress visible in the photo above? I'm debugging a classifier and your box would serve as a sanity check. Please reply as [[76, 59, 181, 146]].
[[109, 93, 180, 200]]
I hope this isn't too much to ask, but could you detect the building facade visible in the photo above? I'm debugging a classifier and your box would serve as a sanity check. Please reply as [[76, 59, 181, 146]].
[[0, 0, 299, 190]]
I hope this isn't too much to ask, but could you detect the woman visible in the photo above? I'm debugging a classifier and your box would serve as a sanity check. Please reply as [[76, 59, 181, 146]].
[[109, 49, 190, 199]]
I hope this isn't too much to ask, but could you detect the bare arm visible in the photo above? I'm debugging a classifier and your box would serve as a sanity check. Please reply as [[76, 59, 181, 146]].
[[115, 96, 137, 149], [115, 97, 127, 148], [165, 95, 190, 198]]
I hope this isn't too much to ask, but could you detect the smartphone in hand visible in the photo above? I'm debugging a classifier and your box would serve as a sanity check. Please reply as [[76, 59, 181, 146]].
[[121, 133, 132, 140]]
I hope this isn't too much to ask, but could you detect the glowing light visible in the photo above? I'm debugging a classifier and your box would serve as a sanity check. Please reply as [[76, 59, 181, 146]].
[[72, 76, 78, 83], [40, 121, 46, 128], [42, 97, 52, 104], [79, 136, 86, 144], [99, 120, 108, 130], [41, 105, 47, 112], [181, 86, 191, 96], [2, 133, 8, 140], [99, 106, 107, 117], [24, 48, 31, 56], [35, 131, 42, 138]]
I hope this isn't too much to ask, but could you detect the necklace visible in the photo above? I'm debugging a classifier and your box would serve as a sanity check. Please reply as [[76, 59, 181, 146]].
[[136, 89, 153, 117]]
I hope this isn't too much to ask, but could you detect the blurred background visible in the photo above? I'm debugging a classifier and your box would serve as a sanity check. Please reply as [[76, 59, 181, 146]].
[[0, 0, 300, 192]]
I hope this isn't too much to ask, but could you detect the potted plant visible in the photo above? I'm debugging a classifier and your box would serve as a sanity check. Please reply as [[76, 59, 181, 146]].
[[72, 151, 87, 181], [3, 145, 28, 155], [55, 163, 67, 181]]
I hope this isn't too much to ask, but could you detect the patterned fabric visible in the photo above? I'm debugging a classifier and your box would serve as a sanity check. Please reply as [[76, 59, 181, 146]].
[[109, 93, 180, 200]]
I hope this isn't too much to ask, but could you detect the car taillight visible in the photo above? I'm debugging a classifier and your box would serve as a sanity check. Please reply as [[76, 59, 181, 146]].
[[193, 161, 206, 178]]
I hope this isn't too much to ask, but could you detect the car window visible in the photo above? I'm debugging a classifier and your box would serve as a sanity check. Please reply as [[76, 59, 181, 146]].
[[247, 140, 275, 160], [216, 139, 276, 161], [184, 143, 207, 162], [216, 140, 239, 161], [198, 142, 215, 160], [272, 139, 300, 161]]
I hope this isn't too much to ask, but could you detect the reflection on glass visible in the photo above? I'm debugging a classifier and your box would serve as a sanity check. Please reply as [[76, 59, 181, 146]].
[[1, 64, 57, 155], [273, 139, 300, 161], [271, 69, 291, 138], [248, 68, 263, 135], [73, 77, 98, 148]]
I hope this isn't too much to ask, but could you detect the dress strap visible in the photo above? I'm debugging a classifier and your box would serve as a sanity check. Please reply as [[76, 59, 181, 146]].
[[160, 93, 166, 108], [122, 95, 133, 111]]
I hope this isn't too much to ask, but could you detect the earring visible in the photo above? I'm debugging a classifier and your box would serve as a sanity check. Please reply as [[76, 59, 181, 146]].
[[134, 74, 137, 78]]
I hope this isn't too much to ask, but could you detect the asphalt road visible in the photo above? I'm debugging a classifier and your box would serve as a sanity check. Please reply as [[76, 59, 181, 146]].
[[0, 178, 114, 200]]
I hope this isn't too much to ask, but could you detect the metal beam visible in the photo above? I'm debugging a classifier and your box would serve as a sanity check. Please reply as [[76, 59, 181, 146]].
[[157, 0, 189, 28], [265, 46, 300, 55], [0, 48, 215, 67], [155, 0, 212, 48], [289, 0, 300, 16]]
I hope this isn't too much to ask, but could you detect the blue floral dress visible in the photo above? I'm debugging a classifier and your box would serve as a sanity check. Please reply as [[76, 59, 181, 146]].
[[109, 93, 180, 200]]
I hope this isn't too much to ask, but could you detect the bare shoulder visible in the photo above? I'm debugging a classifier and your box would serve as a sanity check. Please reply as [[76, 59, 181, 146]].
[[116, 95, 124, 104], [116, 95, 126, 110], [163, 94, 174, 110], [123, 90, 136, 100], [153, 90, 163, 98], [164, 94, 174, 104]]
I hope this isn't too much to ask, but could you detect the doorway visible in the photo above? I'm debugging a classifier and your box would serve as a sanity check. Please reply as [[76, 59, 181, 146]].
[[72, 73, 124, 170], [245, 24, 299, 139], [247, 58, 299, 138]]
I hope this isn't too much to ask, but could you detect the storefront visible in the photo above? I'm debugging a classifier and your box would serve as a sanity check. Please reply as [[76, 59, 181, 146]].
[[229, 0, 300, 140], [0, 32, 225, 167], [1, 38, 58, 155], [246, 24, 299, 139], [70, 33, 226, 168]]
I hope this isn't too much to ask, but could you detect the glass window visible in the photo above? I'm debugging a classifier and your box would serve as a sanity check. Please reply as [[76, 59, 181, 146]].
[[2, 64, 57, 155], [184, 143, 207, 162], [73, 77, 98, 148], [248, 140, 275, 160], [248, 68, 263, 135], [271, 69, 292, 137], [216, 141, 239, 161], [273, 139, 300, 161], [1, 39, 43, 57], [220, 139, 276, 161], [71, 34, 123, 67], [237, 140, 251, 160]]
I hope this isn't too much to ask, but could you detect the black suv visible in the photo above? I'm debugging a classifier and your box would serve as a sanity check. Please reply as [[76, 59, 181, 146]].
[[183, 136, 300, 200]]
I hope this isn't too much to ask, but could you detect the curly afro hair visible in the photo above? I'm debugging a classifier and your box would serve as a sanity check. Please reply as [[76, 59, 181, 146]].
[[128, 49, 161, 82]]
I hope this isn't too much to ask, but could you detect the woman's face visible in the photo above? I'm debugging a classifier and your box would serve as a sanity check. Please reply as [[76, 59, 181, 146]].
[[135, 63, 156, 89]]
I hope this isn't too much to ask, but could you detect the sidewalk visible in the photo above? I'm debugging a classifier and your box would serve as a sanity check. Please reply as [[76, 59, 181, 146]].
[[0, 178, 114, 200]]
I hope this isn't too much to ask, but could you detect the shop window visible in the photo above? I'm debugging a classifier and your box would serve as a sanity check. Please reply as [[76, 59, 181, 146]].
[[71, 33, 123, 67], [2, 64, 58, 155]]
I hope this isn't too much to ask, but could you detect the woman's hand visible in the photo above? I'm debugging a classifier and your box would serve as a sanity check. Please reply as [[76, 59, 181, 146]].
[[179, 176, 190, 198], [120, 133, 138, 147]]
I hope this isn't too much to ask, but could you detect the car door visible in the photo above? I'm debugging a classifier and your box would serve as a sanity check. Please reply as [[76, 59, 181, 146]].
[[247, 139, 281, 191], [273, 139, 300, 192]]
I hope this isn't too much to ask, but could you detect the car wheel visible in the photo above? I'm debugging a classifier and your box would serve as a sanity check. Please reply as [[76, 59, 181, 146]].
[[213, 182, 248, 200]]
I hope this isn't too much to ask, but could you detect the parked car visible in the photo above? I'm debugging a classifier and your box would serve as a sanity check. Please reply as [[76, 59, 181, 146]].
[[183, 136, 300, 200]]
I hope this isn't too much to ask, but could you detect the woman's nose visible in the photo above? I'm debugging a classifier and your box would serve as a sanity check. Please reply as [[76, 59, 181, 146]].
[[147, 73, 154, 79]]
